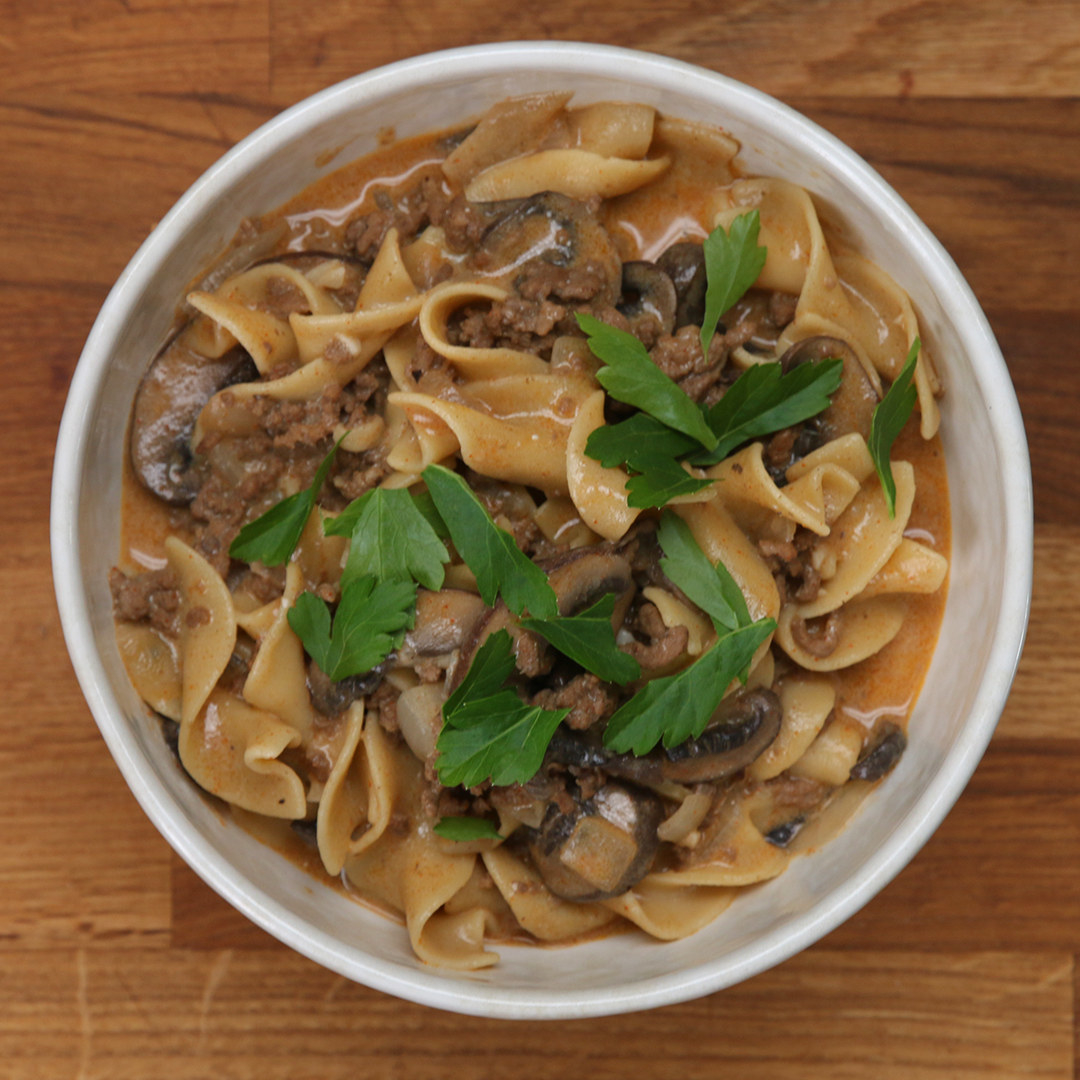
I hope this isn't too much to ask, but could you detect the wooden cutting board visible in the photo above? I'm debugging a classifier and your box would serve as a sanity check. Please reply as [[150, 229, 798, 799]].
[[2, 1, 1078, 1074]]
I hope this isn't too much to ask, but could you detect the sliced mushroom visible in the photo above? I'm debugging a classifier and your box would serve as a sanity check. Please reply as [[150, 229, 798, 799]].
[[849, 722, 907, 781], [449, 603, 552, 694], [527, 780, 664, 901], [659, 688, 783, 783], [130, 338, 257, 504], [307, 661, 384, 717], [473, 191, 622, 305], [656, 242, 706, 329], [542, 547, 634, 617], [549, 687, 783, 785], [617, 261, 677, 339], [397, 588, 489, 673], [764, 816, 806, 848], [779, 335, 879, 442]]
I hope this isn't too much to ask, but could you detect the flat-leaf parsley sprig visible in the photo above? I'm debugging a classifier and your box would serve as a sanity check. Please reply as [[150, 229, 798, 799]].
[[325, 486, 450, 592], [434, 630, 570, 789], [868, 338, 921, 517], [228, 438, 342, 566], [520, 594, 642, 685], [602, 512, 776, 756], [422, 464, 559, 619], [229, 446, 450, 685], [581, 325, 843, 508], [286, 576, 416, 682], [578, 211, 844, 509], [700, 210, 769, 357], [421, 465, 639, 684]]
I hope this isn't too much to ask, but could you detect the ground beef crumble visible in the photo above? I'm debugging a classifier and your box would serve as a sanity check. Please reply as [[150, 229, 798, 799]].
[[759, 529, 822, 605], [530, 673, 618, 732], [109, 566, 180, 636]]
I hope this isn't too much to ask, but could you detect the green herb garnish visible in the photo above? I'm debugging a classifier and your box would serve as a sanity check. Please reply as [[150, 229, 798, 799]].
[[601, 619, 776, 756], [408, 487, 452, 539], [625, 457, 714, 509], [585, 412, 712, 509], [433, 816, 503, 842], [868, 338, 920, 517], [520, 593, 642, 685], [576, 313, 717, 450], [581, 356, 843, 508], [326, 487, 450, 592], [435, 631, 569, 788], [585, 411, 700, 471], [691, 357, 844, 466], [229, 439, 341, 566], [700, 211, 768, 357], [422, 464, 558, 618], [657, 511, 751, 633], [286, 574, 416, 681], [600, 513, 776, 755]]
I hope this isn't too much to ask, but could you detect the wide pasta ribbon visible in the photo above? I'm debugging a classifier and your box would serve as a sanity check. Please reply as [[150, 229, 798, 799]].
[[418, 281, 549, 379], [188, 262, 343, 374], [164, 536, 236, 728], [390, 370, 594, 495], [481, 846, 617, 942], [237, 562, 320, 749], [316, 701, 396, 875], [193, 231, 422, 445]]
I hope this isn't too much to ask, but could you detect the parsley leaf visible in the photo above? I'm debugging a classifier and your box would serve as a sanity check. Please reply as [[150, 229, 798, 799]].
[[409, 488, 451, 539], [576, 312, 717, 450], [436, 631, 569, 788], [521, 594, 642, 685], [580, 349, 841, 509], [422, 464, 558, 618], [700, 212, 768, 358], [229, 440, 340, 566], [602, 619, 776, 756], [585, 412, 713, 508], [286, 574, 416, 681], [868, 338, 920, 517], [433, 816, 503, 842], [692, 357, 844, 466], [657, 512, 751, 633], [625, 457, 714, 509], [326, 487, 449, 592], [585, 412, 699, 471], [443, 627, 518, 715]]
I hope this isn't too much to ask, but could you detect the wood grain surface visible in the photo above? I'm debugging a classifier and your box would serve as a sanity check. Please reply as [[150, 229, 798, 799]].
[[2, 1, 1078, 1076]]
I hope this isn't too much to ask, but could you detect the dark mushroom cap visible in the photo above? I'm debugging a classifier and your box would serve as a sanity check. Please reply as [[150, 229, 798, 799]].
[[527, 781, 664, 902], [658, 687, 783, 783], [541, 547, 634, 617], [130, 339, 256, 504], [778, 335, 879, 442], [473, 191, 623, 305], [308, 662, 385, 718], [656, 242, 707, 329], [849, 722, 907, 781], [617, 261, 677, 339], [131, 253, 360, 506], [547, 687, 783, 786]]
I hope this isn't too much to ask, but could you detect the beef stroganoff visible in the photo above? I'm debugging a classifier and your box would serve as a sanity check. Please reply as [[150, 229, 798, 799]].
[[111, 93, 949, 968]]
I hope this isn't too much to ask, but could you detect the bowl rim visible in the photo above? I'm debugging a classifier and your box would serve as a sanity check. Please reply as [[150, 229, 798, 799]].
[[50, 40, 1033, 1019]]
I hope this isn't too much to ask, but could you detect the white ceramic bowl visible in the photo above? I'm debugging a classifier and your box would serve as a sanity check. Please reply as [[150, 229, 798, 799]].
[[51, 42, 1032, 1019]]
